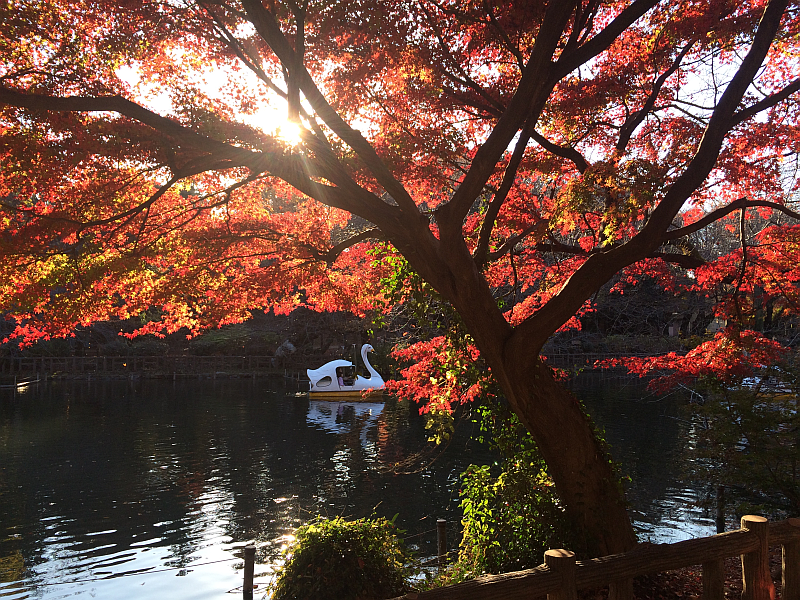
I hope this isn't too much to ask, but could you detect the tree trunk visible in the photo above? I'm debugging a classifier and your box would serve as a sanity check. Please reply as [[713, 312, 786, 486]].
[[450, 325, 639, 556], [497, 357, 638, 557], [424, 242, 639, 557]]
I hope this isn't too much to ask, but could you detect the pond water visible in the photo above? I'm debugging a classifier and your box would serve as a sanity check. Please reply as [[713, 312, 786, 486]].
[[0, 375, 714, 599]]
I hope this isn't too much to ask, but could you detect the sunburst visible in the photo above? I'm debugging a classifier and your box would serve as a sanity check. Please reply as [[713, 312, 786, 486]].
[[276, 121, 304, 147]]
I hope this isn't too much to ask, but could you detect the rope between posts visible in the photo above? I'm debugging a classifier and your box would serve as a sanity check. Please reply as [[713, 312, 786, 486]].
[[227, 580, 275, 598], [402, 527, 437, 539], [411, 549, 459, 568], [3, 556, 240, 588]]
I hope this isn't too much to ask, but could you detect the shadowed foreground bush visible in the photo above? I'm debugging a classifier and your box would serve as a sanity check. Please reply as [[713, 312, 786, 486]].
[[270, 516, 413, 600], [425, 401, 578, 588]]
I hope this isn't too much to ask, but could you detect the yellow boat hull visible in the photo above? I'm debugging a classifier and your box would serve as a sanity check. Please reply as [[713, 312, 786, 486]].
[[307, 390, 385, 401]]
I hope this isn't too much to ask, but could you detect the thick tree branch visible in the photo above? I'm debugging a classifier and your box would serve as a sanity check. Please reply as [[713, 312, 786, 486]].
[[443, 87, 505, 118], [422, 1, 506, 116], [555, 0, 660, 77], [239, 0, 420, 220], [575, 1, 601, 47], [204, 3, 340, 155], [648, 251, 705, 269], [530, 130, 589, 173], [662, 198, 800, 241], [731, 77, 800, 126], [128, 176, 272, 256], [443, 0, 660, 229], [0, 86, 252, 165], [484, 222, 551, 263], [512, 242, 706, 269], [323, 229, 383, 265], [439, 1, 577, 225], [564, 1, 597, 52], [0, 175, 177, 229], [474, 127, 534, 269], [0, 86, 408, 235], [204, 6, 289, 98], [733, 205, 748, 322], [287, 0, 306, 122], [482, 0, 525, 71]]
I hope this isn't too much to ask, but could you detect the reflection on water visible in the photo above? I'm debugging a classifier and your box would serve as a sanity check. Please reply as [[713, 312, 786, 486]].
[[0, 376, 713, 598], [0, 379, 483, 599], [573, 374, 717, 542], [306, 400, 384, 461]]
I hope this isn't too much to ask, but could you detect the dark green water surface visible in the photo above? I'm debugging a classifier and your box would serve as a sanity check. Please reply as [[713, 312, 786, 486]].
[[0, 375, 711, 599]]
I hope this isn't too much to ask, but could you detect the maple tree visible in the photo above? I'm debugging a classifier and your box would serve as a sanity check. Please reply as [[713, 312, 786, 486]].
[[2, 0, 800, 558]]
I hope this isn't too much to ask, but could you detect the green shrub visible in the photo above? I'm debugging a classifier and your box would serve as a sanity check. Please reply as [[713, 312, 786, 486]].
[[270, 516, 413, 600], [98, 338, 131, 356], [455, 450, 575, 577], [436, 401, 577, 584], [244, 331, 280, 355], [23, 337, 74, 356], [129, 336, 168, 356]]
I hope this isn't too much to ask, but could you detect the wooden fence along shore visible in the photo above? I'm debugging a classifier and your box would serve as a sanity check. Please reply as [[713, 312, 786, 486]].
[[0, 355, 291, 378], [0, 352, 651, 380], [382, 516, 798, 600]]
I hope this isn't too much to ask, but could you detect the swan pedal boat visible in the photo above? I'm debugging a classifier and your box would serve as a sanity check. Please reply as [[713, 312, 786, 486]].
[[306, 344, 385, 401]]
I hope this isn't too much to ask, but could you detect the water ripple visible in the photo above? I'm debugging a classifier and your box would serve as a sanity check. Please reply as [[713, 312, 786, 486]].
[[1, 378, 714, 599]]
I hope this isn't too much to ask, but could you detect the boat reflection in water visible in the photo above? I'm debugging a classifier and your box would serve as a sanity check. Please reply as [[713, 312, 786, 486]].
[[306, 400, 385, 469], [306, 400, 384, 435]]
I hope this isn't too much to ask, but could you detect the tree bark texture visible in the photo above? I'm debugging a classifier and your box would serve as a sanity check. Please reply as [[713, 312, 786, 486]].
[[498, 354, 637, 556], [446, 273, 638, 557]]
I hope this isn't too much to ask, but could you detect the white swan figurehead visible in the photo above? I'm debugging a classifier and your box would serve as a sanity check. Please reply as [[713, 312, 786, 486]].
[[355, 344, 385, 391], [306, 344, 385, 393]]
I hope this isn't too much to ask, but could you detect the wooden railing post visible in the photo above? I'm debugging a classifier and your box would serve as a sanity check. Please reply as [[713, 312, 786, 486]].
[[437, 519, 447, 570], [716, 485, 726, 533], [784, 536, 800, 600], [741, 515, 774, 600], [243, 544, 256, 599], [545, 549, 577, 600], [702, 558, 725, 600]]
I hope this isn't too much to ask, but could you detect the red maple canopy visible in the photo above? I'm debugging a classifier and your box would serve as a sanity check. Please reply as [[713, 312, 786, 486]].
[[2, 0, 799, 556]]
